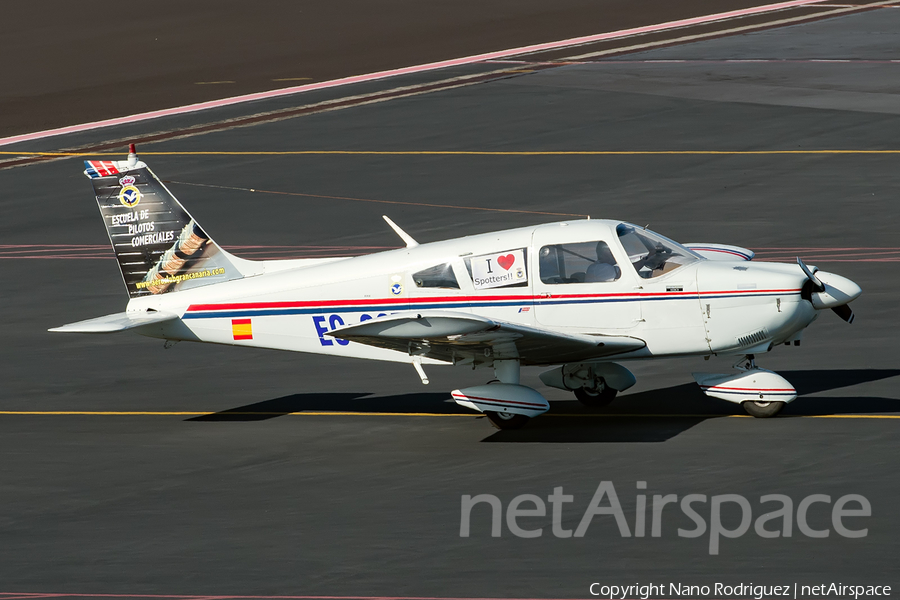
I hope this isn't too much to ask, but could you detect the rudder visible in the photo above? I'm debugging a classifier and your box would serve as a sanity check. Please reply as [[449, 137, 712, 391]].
[[85, 147, 256, 298]]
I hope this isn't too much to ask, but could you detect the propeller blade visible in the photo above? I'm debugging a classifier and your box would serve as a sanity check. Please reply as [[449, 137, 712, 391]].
[[797, 257, 825, 292], [831, 304, 855, 324]]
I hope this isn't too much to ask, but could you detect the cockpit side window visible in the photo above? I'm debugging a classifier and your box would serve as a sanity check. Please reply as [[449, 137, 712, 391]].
[[615, 223, 700, 279], [539, 241, 621, 284], [412, 263, 460, 289]]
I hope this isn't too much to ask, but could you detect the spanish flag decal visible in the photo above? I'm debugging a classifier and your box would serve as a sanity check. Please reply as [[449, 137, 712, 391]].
[[232, 318, 253, 340]]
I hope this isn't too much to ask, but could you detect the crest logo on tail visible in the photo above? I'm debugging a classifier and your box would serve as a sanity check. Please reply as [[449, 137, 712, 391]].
[[118, 185, 141, 207]]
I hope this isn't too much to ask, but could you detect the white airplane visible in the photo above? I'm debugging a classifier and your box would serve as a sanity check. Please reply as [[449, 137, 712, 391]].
[[52, 146, 862, 429]]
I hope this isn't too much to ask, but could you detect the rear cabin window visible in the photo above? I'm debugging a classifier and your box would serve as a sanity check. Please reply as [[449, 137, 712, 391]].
[[539, 241, 621, 284], [412, 263, 460, 289]]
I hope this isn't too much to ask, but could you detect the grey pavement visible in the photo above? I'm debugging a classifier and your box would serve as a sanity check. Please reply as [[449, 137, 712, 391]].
[[0, 8, 898, 596]]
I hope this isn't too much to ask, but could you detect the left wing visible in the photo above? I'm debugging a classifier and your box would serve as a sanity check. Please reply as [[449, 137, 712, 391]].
[[327, 310, 645, 366]]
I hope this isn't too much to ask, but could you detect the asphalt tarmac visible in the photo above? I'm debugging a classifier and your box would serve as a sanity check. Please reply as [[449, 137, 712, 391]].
[[0, 0, 793, 138], [1, 7, 899, 597]]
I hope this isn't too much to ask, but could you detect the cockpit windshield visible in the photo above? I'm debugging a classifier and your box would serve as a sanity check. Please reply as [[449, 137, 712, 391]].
[[615, 223, 701, 279]]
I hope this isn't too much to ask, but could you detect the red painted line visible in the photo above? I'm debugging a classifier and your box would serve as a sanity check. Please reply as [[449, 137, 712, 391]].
[[0, 0, 830, 147], [754, 247, 900, 250]]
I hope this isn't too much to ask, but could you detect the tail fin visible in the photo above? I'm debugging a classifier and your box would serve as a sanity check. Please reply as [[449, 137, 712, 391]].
[[85, 147, 258, 298]]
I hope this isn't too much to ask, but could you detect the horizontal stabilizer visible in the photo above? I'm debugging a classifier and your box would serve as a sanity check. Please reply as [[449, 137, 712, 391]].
[[49, 310, 178, 333]]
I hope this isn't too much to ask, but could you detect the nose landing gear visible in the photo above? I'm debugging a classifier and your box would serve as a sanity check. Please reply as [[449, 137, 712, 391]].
[[742, 399, 785, 418], [693, 354, 796, 418]]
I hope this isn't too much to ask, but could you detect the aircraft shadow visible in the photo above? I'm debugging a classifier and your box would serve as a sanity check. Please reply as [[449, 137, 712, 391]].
[[482, 415, 711, 443], [189, 369, 899, 434], [187, 391, 467, 421], [482, 369, 900, 443]]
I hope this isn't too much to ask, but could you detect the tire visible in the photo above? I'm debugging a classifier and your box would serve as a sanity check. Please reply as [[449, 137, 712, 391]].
[[742, 400, 785, 418], [574, 383, 617, 408], [485, 411, 531, 430]]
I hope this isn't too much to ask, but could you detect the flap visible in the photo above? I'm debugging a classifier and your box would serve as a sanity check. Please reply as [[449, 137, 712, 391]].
[[49, 310, 179, 333], [327, 310, 645, 366]]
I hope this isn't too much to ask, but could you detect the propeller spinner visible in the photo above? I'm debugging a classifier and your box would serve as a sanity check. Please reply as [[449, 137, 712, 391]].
[[797, 257, 859, 323]]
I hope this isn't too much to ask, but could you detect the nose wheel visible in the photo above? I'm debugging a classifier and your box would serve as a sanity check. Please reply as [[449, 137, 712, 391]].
[[485, 411, 531, 430], [694, 356, 796, 418], [741, 399, 785, 418]]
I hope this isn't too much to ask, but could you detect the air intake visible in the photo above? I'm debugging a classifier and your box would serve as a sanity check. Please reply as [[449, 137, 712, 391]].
[[737, 329, 768, 348]]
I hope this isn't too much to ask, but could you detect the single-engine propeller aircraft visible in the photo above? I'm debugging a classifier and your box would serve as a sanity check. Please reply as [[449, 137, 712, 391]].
[[52, 146, 862, 428]]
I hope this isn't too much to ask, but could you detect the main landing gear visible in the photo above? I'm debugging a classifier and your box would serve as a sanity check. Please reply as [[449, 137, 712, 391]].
[[573, 380, 618, 408], [539, 362, 635, 409], [451, 359, 550, 431]]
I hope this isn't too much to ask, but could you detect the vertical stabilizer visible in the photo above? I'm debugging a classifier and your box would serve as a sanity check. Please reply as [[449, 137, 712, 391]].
[[84, 152, 257, 298]]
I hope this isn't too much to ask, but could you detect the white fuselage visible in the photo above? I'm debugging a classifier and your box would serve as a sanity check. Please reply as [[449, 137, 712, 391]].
[[127, 220, 816, 367]]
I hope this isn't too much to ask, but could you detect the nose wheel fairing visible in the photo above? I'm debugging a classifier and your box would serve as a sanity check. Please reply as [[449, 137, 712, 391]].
[[692, 369, 797, 404]]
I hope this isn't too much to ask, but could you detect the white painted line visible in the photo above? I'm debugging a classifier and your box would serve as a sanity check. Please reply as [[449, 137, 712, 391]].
[[0, 0, 830, 148], [562, 0, 900, 60]]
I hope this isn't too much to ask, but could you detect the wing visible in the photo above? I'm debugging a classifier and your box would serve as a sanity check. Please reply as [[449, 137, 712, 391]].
[[49, 310, 179, 333], [683, 243, 754, 261], [327, 310, 645, 366]]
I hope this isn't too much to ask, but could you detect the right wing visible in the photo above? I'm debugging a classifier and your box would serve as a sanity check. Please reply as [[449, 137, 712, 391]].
[[327, 310, 645, 366], [683, 243, 754, 261]]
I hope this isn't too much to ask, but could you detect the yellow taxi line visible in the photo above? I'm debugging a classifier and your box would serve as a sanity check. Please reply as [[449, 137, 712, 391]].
[[0, 411, 897, 419]]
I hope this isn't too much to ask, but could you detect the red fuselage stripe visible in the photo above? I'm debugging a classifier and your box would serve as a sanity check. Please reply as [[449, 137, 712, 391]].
[[187, 288, 801, 312]]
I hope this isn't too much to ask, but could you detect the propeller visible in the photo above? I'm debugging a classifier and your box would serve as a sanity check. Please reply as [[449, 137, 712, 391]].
[[797, 257, 856, 324], [796, 257, 825, 292], [832, 303, 855, 324]]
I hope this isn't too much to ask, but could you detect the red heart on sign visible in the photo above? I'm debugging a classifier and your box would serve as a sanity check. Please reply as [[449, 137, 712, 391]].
[[497, 254, 515, 270]]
